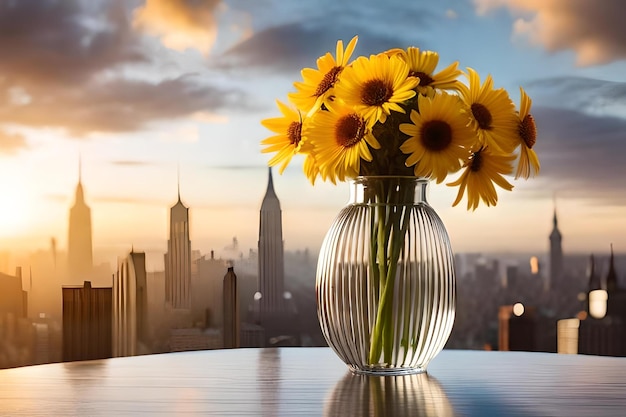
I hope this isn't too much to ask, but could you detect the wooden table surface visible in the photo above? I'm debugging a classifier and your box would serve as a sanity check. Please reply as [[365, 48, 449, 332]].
[[1, 347, 625, 416]]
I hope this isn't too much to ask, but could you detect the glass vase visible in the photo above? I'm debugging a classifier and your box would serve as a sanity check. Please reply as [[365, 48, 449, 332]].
[[316, 176, 456, 375]]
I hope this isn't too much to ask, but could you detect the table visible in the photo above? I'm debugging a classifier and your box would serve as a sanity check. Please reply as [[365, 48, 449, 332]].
[[1, 348, 625, 416]]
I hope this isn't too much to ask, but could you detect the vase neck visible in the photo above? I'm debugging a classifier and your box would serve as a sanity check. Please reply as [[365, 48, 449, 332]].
[[349, 176, 429, 205]]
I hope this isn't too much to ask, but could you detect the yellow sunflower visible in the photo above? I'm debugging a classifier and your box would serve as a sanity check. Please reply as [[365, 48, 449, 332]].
[[299, 139, 325, 185], [391, 47, 462, 94], [308, 99, 380, 182], [514, 87, 540, 179], [399, 92, 475, 183], [459, 68, 518, 153], [447, 147, 515, 210], [334, 53, 419, 125], [260, 100, 306, 174], [288, 36, 358, 115]]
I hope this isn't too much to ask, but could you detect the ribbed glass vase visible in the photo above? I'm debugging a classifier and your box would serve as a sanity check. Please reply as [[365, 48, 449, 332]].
[[316, 176, 456, 375]]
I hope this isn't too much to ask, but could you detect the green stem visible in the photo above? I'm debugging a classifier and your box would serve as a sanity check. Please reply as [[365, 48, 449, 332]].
[[368, 180, 413, 366]]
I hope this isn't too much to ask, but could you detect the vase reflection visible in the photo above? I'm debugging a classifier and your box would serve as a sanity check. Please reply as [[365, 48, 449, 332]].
[[324, 371, 455, 417]]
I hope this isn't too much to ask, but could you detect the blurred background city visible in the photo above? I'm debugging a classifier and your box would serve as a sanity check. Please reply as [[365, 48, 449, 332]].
[[1, 0, 625, 369]]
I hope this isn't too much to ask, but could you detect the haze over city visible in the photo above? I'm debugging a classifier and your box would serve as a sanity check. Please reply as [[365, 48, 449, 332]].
[[1, 0, 625, 272]]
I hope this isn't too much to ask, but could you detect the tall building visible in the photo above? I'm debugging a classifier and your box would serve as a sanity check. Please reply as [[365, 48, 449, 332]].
[[223, 266, 240, 348], [113, 250, 148, 357], [567, 246, 626, 356], [0, 268, 27, 318], [257, 168, 285, 315], [164, 183, 191, 310], [549, 206, 563, 290], [62, 281, 112, 362], [0, 268, 34, 369], [67, 161, 93, 282], [254, 169, 299, 346]]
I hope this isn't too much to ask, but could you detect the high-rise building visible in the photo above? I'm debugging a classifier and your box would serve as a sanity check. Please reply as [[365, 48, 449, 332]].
[[223, 266, 240, 348], [0, 268, 27, 318], [113, 250, 147, 357], [62, 281, 112, 362], [257, 168, 285, 315], [67, 161, 93, 282], [0, 269, 34, 369], [165, 184, 191, 310], [498, 304, 536, 351], [549, 206, 563, 290], [254, 169, 299, 346]]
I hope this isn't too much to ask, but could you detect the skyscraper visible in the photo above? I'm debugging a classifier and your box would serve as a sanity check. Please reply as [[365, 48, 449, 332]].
[[113, 250, 147, 357], [549, 206, 563, 289], [254, 169, 298, 346], [164, 183, 191, 310], [67, 161, 93, 282], [223, 266, 240, 348], [257, 168, 285, 315], [62, 281, 112, 362]]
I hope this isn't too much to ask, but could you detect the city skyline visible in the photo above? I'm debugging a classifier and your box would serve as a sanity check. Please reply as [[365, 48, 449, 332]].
[[1, 0, 626, 267]]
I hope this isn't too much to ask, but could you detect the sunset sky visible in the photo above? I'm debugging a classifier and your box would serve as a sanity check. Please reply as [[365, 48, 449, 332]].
[[1, 0, 625, 270]]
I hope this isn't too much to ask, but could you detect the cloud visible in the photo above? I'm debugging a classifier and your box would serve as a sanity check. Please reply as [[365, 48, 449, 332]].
[[0, 0, 247, 137], [531, 105, 626, 205], [0, 129, 28, 154], [473, 0, 626, 66], [133, 0, 222, 55], [527, 76, 626, 119], [208, 165, 267, 171], [110, 160, 155, 167], [216, 20, 428, 73], [0, 0, 146, 87], [0, 75, 245, 135]]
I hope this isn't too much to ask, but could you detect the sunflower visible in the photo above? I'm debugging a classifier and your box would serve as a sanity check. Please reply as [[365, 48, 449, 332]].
[[447, 147, 515, 210], [514, 87, 540, 179], [334, 53, 419, 125], [459, 68, 518, 153], [308, 99, 380, 182], [390, 47, 462, 94], [260, 100, 306, 174], [288, 36, 358, 115], [299, 138, 325, 185], [399, 92, 475, 183]]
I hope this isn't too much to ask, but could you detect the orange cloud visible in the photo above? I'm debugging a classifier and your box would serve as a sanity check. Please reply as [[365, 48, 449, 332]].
[[133, 0, 222, 55], [474, 0, 626, 66]]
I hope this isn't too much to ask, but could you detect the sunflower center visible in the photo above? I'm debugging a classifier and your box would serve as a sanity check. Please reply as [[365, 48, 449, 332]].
[[411, 71, 434, 86], [335, 114, 366, 148], [471, 103, 492, 130], [470, 149, 483, 172], [361, 79, 393, 106], [519, 114, 537, 149], [314, 66, 342, 97], [287, 121, 302, 146], [421, 120, 452, 151]]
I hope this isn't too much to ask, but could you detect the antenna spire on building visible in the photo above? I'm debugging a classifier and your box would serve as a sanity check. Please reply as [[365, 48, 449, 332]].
[[177, 163, 181, 202], [606, 243, 618, 293]]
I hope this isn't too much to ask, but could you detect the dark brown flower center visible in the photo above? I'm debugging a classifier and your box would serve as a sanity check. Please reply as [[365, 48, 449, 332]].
[[471, 103, 492, 130], [421, 120, 452, 151], [519, 114, 536, 149], [314, 66, 342, 97], [335, 114, 366, 148], [469, 148, 483, 172], [361, 79, 393, 106], [287, 121, 302, 146], [410, 71, 434, 86]]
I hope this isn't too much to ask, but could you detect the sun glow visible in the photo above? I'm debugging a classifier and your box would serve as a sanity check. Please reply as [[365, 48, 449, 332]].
[[0, 181, 34, 237]]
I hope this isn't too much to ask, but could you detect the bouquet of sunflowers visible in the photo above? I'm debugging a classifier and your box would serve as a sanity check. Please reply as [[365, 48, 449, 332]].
[[260, 36, 539, 367], [260, 35, 539, 209]]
